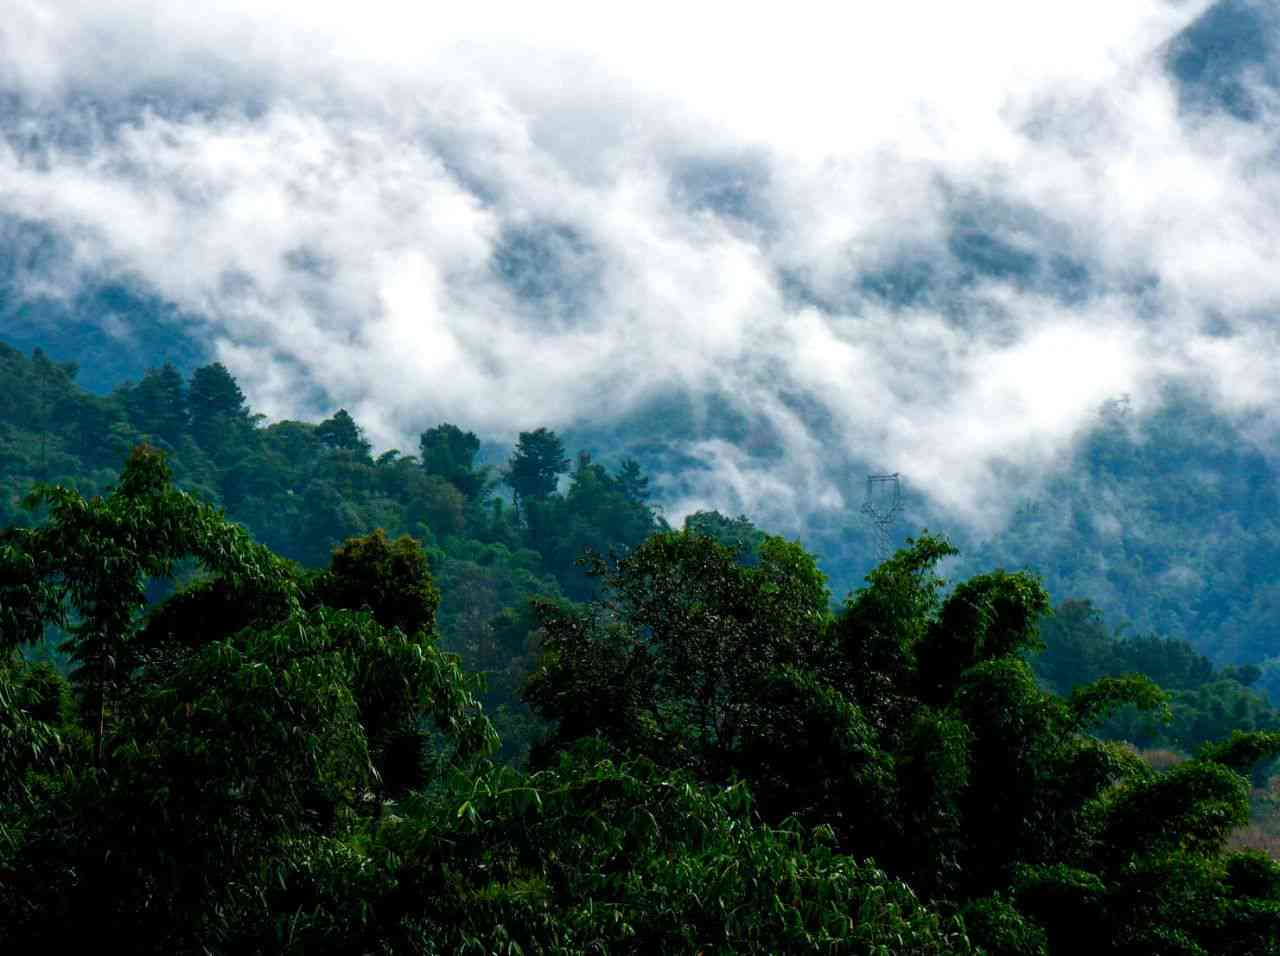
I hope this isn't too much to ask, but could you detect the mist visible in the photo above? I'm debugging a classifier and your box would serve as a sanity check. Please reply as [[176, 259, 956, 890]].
[[3, 0, 1277, 534]]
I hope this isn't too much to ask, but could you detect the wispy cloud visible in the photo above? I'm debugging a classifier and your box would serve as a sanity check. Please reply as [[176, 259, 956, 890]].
[[3, 0, 1276, 534]]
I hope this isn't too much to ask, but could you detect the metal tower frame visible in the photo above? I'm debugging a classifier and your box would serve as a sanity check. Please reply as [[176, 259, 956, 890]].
[[861, 472, 903, 561]]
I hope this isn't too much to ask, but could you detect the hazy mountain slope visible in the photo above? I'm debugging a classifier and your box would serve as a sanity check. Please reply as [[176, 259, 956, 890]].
[[1168, 0, 1280, 120], [0, 217, 208, 391]]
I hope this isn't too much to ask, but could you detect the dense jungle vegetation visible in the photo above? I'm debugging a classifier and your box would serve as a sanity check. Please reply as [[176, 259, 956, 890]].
[[3, 340, 1280, 953]]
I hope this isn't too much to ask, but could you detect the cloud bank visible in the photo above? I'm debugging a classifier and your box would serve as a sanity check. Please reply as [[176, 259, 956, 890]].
[[2, 0, 1278, 534]]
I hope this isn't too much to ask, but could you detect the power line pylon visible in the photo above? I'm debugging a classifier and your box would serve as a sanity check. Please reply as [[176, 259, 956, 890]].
[[861, 473, 902, 561]]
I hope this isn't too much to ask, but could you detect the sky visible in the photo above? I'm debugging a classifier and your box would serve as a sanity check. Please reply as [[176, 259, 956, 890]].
[[2, 0, 1278, 534]]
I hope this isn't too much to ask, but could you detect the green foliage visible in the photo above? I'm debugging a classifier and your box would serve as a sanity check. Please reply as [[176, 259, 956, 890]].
[[1225, 849, 1280, 900], [917, 569, 1051, 705], [894, 707, 973, 889], [188, 361, 255, 461], [615, 456, 650, 503], [1070, 674, 1171, 727], [315, 408, 372, 459], [1033, 599, 1280, 780], [1037, 600, 1213, 695], [738, 665, 897, 837], [0, 654, 69, 825], [1014, 851, 1280, 956], [1102, 761, 1251, 859], [0, 449, 495, 951], [121, 362, 188, 448], [1009, 864, 1109, 951], [1197, 731, 1280, 776], [683, 509, 767, 562], [356, 745, 975, 955], [831, 532, 957, 733], [0, 452, 985, 952], [419, 422, 491, 500], [524, 453, 664, 599], [11, 443, 291, 761], [959, 894, 1049, 956], [526, 527, 832, 780], [528, 528, 1280, 952], [504, 426, 569, 509], [964, 386, 1280, 705], [4, 341, 1280, 953], [0, 342, 668, 730], [188, 361, 247, 424], [307, 528, 441, 636]]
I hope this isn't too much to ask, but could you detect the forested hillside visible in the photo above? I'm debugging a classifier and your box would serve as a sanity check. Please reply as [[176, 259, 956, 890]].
[[4, 443, 1280, 953], [3, 338, 1280, 951], [961, 390, 1280, 696], [5, 339, 1280, 757], [0, 340, 679, 754], [7, 336, 1280, 696], [7, 0, 1280, 948]]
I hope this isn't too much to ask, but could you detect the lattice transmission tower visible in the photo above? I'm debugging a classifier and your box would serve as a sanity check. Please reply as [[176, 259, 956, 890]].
[[861, 473, 903, 561]]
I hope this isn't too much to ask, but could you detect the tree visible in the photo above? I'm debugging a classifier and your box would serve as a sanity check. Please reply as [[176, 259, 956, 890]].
[[346, 743, 975, 955], [315, 408, 372, 460], [66, 392, 129, 470], [120, 363, 189, 447], [525, 454, 663, 599], [0, 446, 495, 949], [1, 443, 291, 762], [419, 423, 491, 500], [1033, 599, 1280, 777], [0, 445, 974, 955], [616, 457, 650, 503], [525, 527, 831, 778], [684, 509, 767, 564], [526, 531, 1280, 953], [188, 362, 253, 455], [503, 427, 568, 516], [307, 528, 439, 638]]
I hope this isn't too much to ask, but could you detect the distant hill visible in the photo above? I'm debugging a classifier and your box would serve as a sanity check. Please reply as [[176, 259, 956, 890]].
[[1167, 0, 1280, 121], [0, 216, 208, 392]]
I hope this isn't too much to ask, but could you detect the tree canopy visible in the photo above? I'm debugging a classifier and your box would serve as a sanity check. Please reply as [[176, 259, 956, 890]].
[[0, 448, 979, 954], [419, 422, 491, 500], [526, 530, 1280, 953], [504, 426, 569, 511], [315, 408, 372, 459], [3, 341, 1280, 953]]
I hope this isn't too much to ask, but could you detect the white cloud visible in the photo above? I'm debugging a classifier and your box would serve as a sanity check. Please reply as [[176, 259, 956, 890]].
[[4, 0, 1278, 536]]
